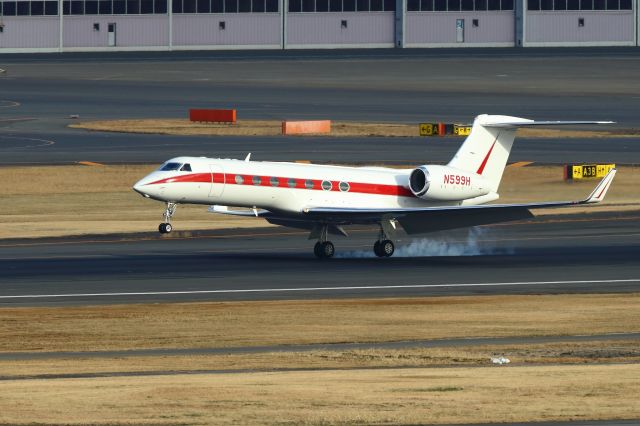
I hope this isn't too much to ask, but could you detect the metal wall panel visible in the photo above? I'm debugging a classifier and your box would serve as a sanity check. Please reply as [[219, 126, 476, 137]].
[[526, 12, 634, 45], [63, 16, 169, 48], [286, 12, 395, 48], [0, 17, 59, 49], [406, 12, 514, 46], [173, 14, 281, 47]]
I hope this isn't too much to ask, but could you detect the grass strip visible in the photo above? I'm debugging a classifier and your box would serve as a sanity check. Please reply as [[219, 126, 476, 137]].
[[0, 363, 638, 425], [2, 294, 639, 353]]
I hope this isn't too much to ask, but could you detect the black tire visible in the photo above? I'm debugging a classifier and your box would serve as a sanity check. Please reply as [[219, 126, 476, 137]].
[[164, 223, 172, 233], [321, 241, 335, 258], [159, 223, 166, 234], [373, 241, 385, 257], [313, 242, 323, 258], [381, 240, 395, 257]]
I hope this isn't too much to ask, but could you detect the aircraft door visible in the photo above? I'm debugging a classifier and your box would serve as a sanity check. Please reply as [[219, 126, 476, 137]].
[[108, 23, 117, 46], [209, 164, 225, 197], [456, 19, 464, 43]]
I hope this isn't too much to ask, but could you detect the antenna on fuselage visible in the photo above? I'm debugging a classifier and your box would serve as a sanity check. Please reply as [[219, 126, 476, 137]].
[[244, 153, 251, 162]]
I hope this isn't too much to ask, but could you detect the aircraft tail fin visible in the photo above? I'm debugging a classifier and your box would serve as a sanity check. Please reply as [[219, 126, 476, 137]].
[[447, 114, 614, 193]]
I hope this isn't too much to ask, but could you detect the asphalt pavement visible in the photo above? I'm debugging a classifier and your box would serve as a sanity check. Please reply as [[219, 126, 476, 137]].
[[1, 47, 640, 165], [1, 211, 638, 307]]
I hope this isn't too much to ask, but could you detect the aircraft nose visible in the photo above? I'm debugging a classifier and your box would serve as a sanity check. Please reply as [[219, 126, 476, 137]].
[[133, 179, 150, 197]]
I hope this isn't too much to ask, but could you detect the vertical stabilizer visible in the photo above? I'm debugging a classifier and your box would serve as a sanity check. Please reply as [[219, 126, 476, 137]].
[[447, 115, 529, 193]]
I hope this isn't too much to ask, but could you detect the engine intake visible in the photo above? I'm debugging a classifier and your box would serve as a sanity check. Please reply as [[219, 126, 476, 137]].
[[407, 164, 492, 201], [409, 166, 430, 197]]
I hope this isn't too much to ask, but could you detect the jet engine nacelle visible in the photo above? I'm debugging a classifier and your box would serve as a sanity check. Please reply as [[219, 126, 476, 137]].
[[408, 165, 491, 201]]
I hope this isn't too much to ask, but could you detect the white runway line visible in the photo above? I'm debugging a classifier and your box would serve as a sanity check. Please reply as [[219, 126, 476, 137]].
[[0, 279, 639, 299]]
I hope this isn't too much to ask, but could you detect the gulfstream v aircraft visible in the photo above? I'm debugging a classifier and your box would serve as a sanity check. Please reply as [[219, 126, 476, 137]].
[[133, 114, 616, 258]]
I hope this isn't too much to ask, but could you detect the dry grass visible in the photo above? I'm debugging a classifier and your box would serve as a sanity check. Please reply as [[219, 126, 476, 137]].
[[1, 294, 639, 353], [0, 364, 638, 425], [1, 164, 638, 239], [70, 119, 640, 138], [2, 340, 639, 377], [2, 294, 639, 425]]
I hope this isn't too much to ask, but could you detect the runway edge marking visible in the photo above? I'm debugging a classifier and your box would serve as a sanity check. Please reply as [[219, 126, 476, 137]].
[[1, 279, 639, 299]]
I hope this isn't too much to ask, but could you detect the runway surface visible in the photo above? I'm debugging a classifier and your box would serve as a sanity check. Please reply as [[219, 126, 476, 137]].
[[1, 48, 640, 165], [0, 131, 637, 166], [2, 211, 639, 306], [1, 48, 638, 426]]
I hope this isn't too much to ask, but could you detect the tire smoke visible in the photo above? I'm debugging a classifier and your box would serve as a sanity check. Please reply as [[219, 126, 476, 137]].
[[336, 227, 511, 258]]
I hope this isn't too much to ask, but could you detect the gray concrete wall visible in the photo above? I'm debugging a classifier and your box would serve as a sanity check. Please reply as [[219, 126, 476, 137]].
[[0, 17, 59, 49], [286, 12, 395, 48], [525, 11, 635, 46], [405, 12, 514, 47], [173, 14, 281, 48], [63, 16, 169, 48]]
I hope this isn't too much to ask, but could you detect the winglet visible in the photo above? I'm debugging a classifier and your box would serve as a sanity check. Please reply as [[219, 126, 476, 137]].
[[583, 169, 617, 204]]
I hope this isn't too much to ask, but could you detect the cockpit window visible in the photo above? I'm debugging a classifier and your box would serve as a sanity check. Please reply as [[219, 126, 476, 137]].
[[160, 162, 182, 171], [180, 163, 192, 172]]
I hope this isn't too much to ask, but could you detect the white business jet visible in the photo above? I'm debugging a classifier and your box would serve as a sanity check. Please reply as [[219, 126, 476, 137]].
[[133, 114, 616, 258]]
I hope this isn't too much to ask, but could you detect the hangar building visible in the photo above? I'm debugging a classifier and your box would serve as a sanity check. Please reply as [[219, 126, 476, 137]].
[[0, 0, 636, 52]]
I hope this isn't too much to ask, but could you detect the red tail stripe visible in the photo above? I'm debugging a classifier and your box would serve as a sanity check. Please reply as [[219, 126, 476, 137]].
[[476, 137, 498, 175]]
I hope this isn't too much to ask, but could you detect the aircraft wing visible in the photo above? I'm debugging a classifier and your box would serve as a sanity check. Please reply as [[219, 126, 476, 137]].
[[302, 169, 616, 235]]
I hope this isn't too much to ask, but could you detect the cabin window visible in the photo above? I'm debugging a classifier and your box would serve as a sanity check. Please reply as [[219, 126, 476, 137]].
[[321, 180, 332, 191], [339, 181, 350, 192], [235, 175, 244, 184], [305, 179, 314, 189], [180, 163, 192, 172], [253, 175, 262, 185], [159, 162, 181, 171], [270, 176, 279, 187], [288, 178, 297, 188]]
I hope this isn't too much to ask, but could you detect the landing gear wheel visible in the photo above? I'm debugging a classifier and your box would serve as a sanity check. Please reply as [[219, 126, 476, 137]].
[[373, 241, 384, 257], [314, 241, 335, 258], [321, 241, 335, 258], [374, 240, 394, 257], [158, 202, 177, 235], [380, 239, 394, 257]]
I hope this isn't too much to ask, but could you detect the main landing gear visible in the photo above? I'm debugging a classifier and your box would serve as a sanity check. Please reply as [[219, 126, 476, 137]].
[[373, 224, 394, 258], [374, 239, 395, 258], [313, 224, 335, 259], [158, 202, 177, 234], [311, 222, 396, 259]]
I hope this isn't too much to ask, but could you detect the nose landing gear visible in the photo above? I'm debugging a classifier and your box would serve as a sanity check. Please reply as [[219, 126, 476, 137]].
[[159, 202, 177, 234]]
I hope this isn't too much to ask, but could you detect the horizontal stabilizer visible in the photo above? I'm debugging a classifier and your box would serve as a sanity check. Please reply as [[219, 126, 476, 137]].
[[484, 120, 614, 129]]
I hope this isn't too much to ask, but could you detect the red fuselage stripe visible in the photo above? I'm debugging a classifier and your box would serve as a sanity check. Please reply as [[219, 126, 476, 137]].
[[145, 173, 415, 198]]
